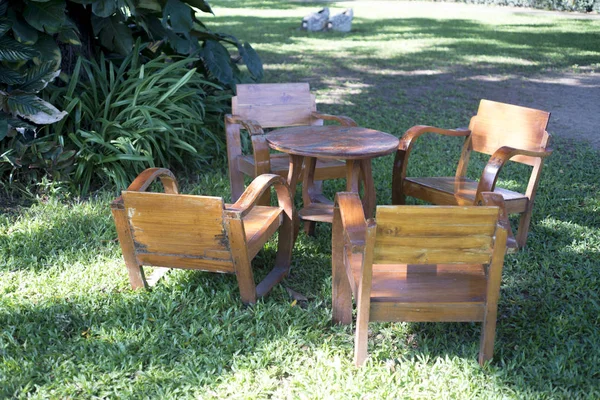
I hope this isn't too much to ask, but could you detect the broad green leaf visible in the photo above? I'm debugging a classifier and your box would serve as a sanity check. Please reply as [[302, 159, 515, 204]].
[[23, 0, 67, 34], [0, 17, 11, 36], [165, 30, 197, 54], [0, 116, 7, 141], [163, 0, 193, 34], [137, 0, 162, 12], [0, 36, 38, 61], [7, 93, 52, 116], [0, 66, 24, 85], [32, 35, 61, 67], [92, 15, 133, 55], [92, 0, 117, 17], [202, 40, 233, 86], [8, 10, 39, 44], [0, 1, 7, 15], [239, 42, 263, 80], [17, 62, 60, 92], [184, 0, 213, 14], [24, 103, 67, 124], [57, 28, 81, 45]]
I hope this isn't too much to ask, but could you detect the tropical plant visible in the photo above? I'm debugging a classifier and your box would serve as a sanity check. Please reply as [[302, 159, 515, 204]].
[[44, 44, 229, 193], [0, 0, 261, 191]]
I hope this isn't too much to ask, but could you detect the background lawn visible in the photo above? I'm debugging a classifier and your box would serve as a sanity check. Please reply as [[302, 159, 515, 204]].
[[1, 1, 599, 398]]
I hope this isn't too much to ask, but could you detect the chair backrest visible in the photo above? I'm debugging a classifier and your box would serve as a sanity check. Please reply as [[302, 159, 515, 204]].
[[468, 99, 551, 166], [120, 191, 235, 273], [232, 83, 319, 128], [372, 205, 501, 264]]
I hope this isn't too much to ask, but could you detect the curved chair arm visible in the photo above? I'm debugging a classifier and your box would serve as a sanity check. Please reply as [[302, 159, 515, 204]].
[[399, 125, 471, 151], [477, 146, 553, 194], [226, 174, 295, 221], [226, 115, 265, 135], [477, 191, 517, 252], [111, 168, 179, 209], [311, 111, 358, 127], [334, 192, 368, 252], [392, 126, 470, 202]]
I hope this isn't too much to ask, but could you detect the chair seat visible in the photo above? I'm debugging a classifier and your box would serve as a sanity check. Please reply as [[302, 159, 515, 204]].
[[404, 177, 528, 213], [238, 154, 346, 181], [226, 204, 283, 259], [347, 253, 486, 302]]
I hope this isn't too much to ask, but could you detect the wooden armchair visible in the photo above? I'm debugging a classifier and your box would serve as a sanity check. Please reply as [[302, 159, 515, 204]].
[[226, 83, 357, 202], [111, 168, 295, 304], [392, 99, 552, 250], [332, 192, 508, 366]]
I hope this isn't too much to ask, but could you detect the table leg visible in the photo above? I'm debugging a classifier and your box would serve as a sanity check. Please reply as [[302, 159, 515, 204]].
[[346, 159, 375, 219], [359, 159, 375, 219], [287, 154, 304, 239], [302, 157, 318, 236]]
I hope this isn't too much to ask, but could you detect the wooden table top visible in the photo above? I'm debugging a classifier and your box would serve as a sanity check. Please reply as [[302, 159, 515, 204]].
[[266, 126, 399, 160]]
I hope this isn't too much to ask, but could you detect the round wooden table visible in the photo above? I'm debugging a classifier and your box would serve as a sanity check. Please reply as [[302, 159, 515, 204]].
[[266, 125, 399, 228]]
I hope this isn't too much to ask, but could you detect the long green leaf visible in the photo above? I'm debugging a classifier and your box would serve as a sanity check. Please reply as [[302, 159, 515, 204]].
[[156, 68, 196, 104]]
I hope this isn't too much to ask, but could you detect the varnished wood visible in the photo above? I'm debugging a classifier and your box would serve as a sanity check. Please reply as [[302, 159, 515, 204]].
[[267, 125, 399, 231], [332, 192, 508, 366], [226, 83, 357, 204], [392, 99, 552, 249], [111, 169, 296, 304]]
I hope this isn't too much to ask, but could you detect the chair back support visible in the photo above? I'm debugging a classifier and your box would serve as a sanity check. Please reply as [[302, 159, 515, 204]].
[[469, 99, 551, 166], [233, 83, 319, 128], [121, 191, 234, 272], [373, 205, 500, 265]]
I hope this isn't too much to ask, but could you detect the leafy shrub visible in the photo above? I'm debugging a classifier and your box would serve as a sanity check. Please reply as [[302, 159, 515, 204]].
[[0, 0, 261, 192], [41, 46, 229, 194]]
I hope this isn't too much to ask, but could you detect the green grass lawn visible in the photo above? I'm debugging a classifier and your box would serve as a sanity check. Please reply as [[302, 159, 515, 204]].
[[2, 1, 600, 398]]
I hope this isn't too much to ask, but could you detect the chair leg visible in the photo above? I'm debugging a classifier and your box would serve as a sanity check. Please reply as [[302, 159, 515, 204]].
[[478, 307, 498, 366], [515, 207, 534, 249], [256, 214, 294, 298], [126, 263, 147, 290], [234, 259, 257, 305], [230, 168, 246, 203], [303, 221, 316, 236], [354, 297, 370, 366]]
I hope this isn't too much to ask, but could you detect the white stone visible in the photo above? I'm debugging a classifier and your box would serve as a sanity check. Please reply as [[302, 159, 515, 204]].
[[301, 8, 330, 32], [328, 9, 353, 33]]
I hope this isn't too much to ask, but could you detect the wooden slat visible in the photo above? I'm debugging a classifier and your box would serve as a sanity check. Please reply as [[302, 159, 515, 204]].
[[404, 177, 529, 213], [470, 99, 550, 165], [123, 191, 229, 258], [370, 302, 485, 322], [233, 83, 316, 128], [137, 253, 234, 273], [373, 206, 497, 264]]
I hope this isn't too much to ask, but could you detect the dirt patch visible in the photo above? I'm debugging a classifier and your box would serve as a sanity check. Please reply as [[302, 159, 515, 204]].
[[461, 70, 600, 148]]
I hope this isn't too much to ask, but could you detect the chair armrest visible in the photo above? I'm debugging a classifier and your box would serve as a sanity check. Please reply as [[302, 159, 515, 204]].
[[477, 146, 553, 193], [399, 125, 471, 151], [226, 114, 265, 135], [392, 126, 471, 200], [311, 111, 358, 127], [110, 168, 178, 209], [477, 191, 517, 252], [226, 174, 294, 220], [334, 192, 368, 252]]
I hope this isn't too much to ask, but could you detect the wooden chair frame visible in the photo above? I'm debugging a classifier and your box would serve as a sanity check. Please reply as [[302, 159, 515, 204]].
[[225, 83, 357, 204], [111, 168, 295, 304], [332, 192, 508, 366], [392, 99, 552, 250]]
